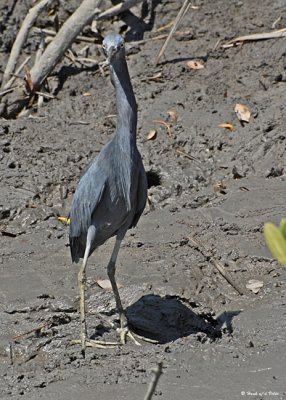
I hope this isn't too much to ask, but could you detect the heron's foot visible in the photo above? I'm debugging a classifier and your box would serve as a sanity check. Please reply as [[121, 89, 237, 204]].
[[117, 313, 158, 345], [70, 339, 121, 349], [117, 325, 141, 345]]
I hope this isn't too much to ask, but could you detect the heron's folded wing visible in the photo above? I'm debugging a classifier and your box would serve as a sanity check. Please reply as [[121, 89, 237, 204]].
[[130, 167, 148, 228], [69, 170, 106, 239]]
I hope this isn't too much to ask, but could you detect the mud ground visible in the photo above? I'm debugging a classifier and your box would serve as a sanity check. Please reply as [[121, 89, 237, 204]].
[[0, 0, 286, 399]]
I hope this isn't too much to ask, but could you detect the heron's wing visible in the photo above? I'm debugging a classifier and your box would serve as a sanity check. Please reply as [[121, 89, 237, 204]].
[[70, 174, 106, 236], [130, 166, 148, 228], [69, 157, 107, 259]]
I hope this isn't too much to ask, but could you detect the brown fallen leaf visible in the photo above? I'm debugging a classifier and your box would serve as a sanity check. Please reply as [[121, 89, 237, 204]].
[[246, 279, 264, 294], [24, 65, 33, 92], [186, 60, 205, 70], [234, 103, 251, 123], [96, 279, 123, 291], [213, 181, 226, 194], [218, 123, 234, 131], [153, 120, 172, 136], [146, 129, 157, 141], [167, 110, 178, 122]]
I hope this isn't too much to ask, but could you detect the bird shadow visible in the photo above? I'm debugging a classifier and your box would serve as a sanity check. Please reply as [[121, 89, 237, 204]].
[[52, 64, 99, 96], [123, 294, 240, 344], [110, 0, 161, 42]]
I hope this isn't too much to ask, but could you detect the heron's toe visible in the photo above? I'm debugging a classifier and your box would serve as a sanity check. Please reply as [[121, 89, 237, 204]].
[[117, 326, 141, 346]]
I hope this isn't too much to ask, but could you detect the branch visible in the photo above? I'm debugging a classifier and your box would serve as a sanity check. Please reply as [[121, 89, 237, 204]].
[[144, 362, 163, 400], [1, 0, 52, 90], [188, 235, 244, 295], [154, 0, 191, 66]]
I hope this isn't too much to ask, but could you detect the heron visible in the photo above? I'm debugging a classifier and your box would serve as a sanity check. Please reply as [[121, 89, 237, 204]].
[[69, 33, 148, 356]]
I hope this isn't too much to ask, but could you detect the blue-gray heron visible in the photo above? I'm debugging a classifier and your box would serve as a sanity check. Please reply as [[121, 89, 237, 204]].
[[69, 33, 147, 355]]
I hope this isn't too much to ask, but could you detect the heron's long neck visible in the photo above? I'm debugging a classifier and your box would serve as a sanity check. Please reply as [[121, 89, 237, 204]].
[[110, 58, 137, 146]]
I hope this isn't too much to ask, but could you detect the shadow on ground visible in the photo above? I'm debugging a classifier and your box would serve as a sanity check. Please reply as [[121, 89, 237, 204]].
[[126, 294, 224, 343]]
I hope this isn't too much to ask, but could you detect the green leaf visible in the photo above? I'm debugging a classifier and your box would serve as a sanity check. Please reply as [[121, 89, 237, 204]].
[[264, 222, 286, 266], [279, 218, 286, 238]]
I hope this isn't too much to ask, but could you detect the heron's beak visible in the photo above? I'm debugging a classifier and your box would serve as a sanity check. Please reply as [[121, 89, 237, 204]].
[[106, 46, 117, 63]]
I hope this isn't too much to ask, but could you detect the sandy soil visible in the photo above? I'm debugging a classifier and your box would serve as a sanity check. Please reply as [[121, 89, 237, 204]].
[[0, 1, 286, 399]]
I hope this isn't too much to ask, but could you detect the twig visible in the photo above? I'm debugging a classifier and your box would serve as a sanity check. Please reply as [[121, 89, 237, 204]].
[[1, 0, 52, 89], [4, 56, 31, 91], [35, 91, 55, 99], [144, 362, 163, 400], [0, 88, 15, 97], [176, 148, 197, 161], [222, 27, 286, 48], [11, 323, 49, 340], [188, 235, 244, 295], [76, 57, 99, 66], [33, 27, 100, 44], [272, 16, 281, 29], [154, 0, 191, 66], [35, 32, 45, 108]]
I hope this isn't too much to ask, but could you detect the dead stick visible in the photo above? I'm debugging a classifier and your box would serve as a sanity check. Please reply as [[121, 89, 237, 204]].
[[1, 0, 52, 89], [154, 0, 191, 66], [0, 88, 15, 97], [34, 27, 100, 44], [222, 27, 286, 48], [188, 235, 244, 295], [35, 32, 45, 108], [11, 323, 49, 340], [144, 362, 163, 400], [4, 56, 31, 92]]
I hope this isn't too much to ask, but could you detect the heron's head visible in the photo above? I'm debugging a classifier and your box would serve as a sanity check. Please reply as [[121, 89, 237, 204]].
[[102, 33, 125, 63]]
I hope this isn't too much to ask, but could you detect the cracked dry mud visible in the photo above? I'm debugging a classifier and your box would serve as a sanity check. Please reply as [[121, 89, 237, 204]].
[[0, 1, 286, 399]]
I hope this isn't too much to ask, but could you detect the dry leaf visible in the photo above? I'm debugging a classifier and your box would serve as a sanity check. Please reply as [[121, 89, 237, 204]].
[[146, 129, 157, 141], [186, 60, 204, 70], [167, 110, 178, 122], [213, 181, 226, 193], [218, 123, 234, 131], [246, 279, 264, 294], [24, 66, 33, 92], [82, 92, 92, 97], [234, 103, 251, 123], [153, 120, 172, 136], [96, 279, 123, 291]]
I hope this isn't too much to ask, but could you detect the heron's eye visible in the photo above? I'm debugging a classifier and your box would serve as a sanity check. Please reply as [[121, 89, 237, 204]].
[[120, 42, 124, 48]]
